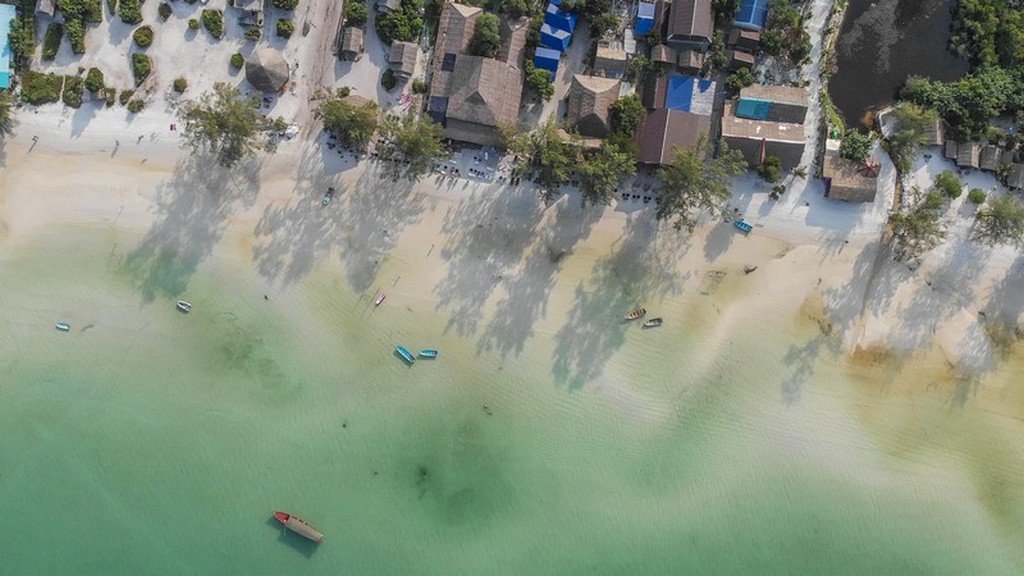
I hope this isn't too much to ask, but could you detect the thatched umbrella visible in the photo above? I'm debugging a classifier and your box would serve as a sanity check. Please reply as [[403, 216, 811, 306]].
[[244, 48, 290, 93]]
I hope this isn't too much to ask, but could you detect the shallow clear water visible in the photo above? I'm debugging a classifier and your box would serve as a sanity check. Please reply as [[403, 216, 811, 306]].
[[1, 220, 1023, 574]]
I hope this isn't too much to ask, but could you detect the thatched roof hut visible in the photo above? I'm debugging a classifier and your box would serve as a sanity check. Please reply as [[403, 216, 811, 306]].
[[244, 48, 290, 92], [567, 74, 620, 138]]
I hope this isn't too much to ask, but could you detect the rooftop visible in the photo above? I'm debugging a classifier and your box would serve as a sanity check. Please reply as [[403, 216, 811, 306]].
[[637, 108, 711, 165]]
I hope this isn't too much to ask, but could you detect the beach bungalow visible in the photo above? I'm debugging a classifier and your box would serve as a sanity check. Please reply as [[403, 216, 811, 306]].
[[922, 118, 945, 146], [594, 46, 628, 78], [822, 150, 879, 202], [980, 145, 1002, 172], [725, 49, 755, 71], [943, 139, 958, 160], [733, 0, 769, 31], [388, 41, 418, 79], [955, 141, 981, 170], [0, 3, 14, 89], [340, 27, 364, 60], [721, 100, 805, 168], [735, 84, 808, 124], [430, 55, 523, 146], [651, 44, 677, 66], [244, 48, 290, 92], [666, 0, 713, 52], [677, 49, 704, 74], [637, 108, 712, 165], [567, 75, 620, 138], [1007, 164, 1024, 190], [727, 28, 761, 53]]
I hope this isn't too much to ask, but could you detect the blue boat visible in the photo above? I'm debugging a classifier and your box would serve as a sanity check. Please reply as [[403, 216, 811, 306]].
[[395, 345, 415, 364], [55, 322, 71, 332], [419, 349, 438, 358], [734, 219, 753, 234]]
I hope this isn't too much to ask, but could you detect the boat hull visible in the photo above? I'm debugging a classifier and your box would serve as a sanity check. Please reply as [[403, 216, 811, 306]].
[[176, 301, 192, 313], [396, 345, 415, 364], [273, 511, 324, 543], [419, 349, 438, 358], [624, 308, 647, 321], [55, 322, 70, 332]]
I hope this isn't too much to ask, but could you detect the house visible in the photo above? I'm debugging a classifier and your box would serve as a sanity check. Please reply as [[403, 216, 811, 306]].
[[35, 0, 55, 18], [922, 118, 944, 146], [822, 150, 879, 202], [725, 49, 755, 71], [540, 23, 572, 51], [431, 2, 482, 82], [1007, 164, 1024, 189], [594, 46, 628, 78], [635, 1, 655, 35], [727, 28, 760, 53], [956, 141, 980, 169], [388, 41, 418, 79], [733, 0, 769, 31], [544, 1, 579, 34], [641, 75, 667, 109], [663, 74, 715, 114], [637, 108, 711, 165], [677, 49, 704, 74], [498, 16, 528, 66], [735, 84, 808, 124], [429, 55, 523, 146], [666, 0, 713, 52], [377, 0, 401, 12], [980, 145, 1001, 172], [651, 44, 676, 66], [721, 101, 805, 168], [567, 75, 621, 138], [943, 139, 958, 160], [339, 27, 364, 60]]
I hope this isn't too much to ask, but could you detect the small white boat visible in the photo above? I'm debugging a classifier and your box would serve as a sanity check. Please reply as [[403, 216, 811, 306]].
[[55, 322, 71, 332], [374, 292, 387, 307], [176, 301, 192, 313]]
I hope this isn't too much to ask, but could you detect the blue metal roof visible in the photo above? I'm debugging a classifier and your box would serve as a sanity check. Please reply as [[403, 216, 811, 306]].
[[0, 4, 15, 88], [634, 17, 653, 36], [540, 23, 572, 52], [534, 47, 561, 69], [544, 2, 578, 33], [664, 75, 716, 115], [734, 0, 769, 30]]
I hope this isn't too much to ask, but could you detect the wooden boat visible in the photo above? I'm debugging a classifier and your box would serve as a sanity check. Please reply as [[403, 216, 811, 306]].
[[273, 511, 324, 543], [419, 349, 438, 358], [322, 187, 336, 206], [624, 308, 647, 321], [374, 292, 387, 306], [643, 317, 663, 328], [734, 219, 753, 234], [176, 300, 192, 313], [55, 322, 71, 332], [396, 345, 415, 364]]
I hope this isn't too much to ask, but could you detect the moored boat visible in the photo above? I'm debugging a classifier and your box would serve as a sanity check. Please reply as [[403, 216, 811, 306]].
[[643, 317, 663, 328], [624, 308, 647, 321], [419, 349, 438, 358], [176, 300, 192, 313], [374, 292, 387, 306], [396, 345, 415, 364], [273, 511, 324, 543], [55, 322, 71, 332]]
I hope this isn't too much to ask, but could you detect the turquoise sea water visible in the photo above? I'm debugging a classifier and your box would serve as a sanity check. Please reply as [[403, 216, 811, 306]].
[[2, 217, 1024, 574]]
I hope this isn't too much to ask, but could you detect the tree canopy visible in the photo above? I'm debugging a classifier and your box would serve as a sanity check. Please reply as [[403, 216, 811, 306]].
[[884, 103, 939, 175], [609, 94, 643, 135], [657, 137, 746, 231], [973, 194, 1024, 247], [839, 130, 872, 164], [375, 0, 423, 44], [577, 140, 635, 207], [468, 12, 501, 58], [0, 90, 14, 139], [178, 82, 283, 168], [889, 189, 948, 261], [379, 114, 445, 180], [344, 1, 368, 27], [524, 63, 555, 100], [950, 0, 1024, 68], [504, 120, 580, 202], [902, 67, 1021, 141], [318, 91, 379, 151]]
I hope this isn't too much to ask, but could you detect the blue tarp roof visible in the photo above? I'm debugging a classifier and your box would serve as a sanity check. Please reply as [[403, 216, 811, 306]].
[[634, 16, 653, 36], [734, 0, 769, 30], [534, 46, 561, 70], [540, 23, 572, 52], [544, 3, 578, 33], [736, 98, 773, 120], [0, 4, 15, 89], [664, 75, 716, 115]]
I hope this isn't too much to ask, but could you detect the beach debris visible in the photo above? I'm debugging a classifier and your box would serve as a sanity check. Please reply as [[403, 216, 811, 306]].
[[699, 271, 726, 295], [744, 266, 758, 275]]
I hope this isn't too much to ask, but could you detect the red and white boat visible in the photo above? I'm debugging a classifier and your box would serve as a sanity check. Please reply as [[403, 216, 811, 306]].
[[273, 511, 324, 543], [374, 292, 387, 306]]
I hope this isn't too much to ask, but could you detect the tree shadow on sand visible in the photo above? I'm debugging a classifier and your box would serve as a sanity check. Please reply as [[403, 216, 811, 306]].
[[432, 185, 545, 337], [552, 217, 691, 390], [476, 199, 604, 358], [123, 155, 262, 302]]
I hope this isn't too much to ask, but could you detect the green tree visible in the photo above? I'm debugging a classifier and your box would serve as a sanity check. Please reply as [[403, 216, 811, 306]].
[[725, 67, 755, 93], [276, 18, 295, 38], [0, 90, 15, 139], [889, 190, 947, 261], [375, 0, 423, 44], [345, 1, 368, 26], [968, 188, 987, 204], [609, 94, 643, 135], [506, 120, 580, 202], [501, 0, 532, 19], [839, 130, 872, 164], [712, 0, 739, 23], [178, 83, 283, 168], [469, 12, 501, 57], [85, 68, 105, 92], [318, 91, 379, 151], [884, 103, 939, 175], [577, 140, 636, 207], [525, 64, 555, 100], [379, 114, 444, 180], [656, 137, 746, 231], [933, 170, 963, 199], [973, 194, 1024, 247], [758, 155, 782, 182]]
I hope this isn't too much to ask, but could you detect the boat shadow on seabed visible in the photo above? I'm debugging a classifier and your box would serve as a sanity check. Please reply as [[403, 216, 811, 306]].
[[265, 516, 320, 558]]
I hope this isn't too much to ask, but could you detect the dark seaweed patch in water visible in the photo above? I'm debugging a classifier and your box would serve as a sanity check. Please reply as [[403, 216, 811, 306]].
[[213, 313, 302, 404]]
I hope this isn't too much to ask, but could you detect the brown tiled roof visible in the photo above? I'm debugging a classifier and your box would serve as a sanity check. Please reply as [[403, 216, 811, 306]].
[[738, 84, 808, 124], [823, 150, 878, 202], [956, 141, 980, 169], [922, 118, 944, 146], [980, 145, 1001, 171], [499, 16, 529, 67], [442, 55, 523, 143], [1008, 164, 1024, 189], [726, 49, 755, 70], [341, 27, 364, 55], [641, 75, 666, 109], [636, 108, 711, 165], [721, 101, 805, 167], [677, 49, 704, 71], [650, 44, 676, 64], [668, 0, 713, 44], [944, 139, 958, 159], [430, 2, 483, 96], [727, 28, 760, 52], [567, 75, 620, 138], [389, 41, 418, 77]]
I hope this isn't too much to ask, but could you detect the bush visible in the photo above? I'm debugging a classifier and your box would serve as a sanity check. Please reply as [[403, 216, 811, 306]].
[[133, 25, 154, 48], [840, 130, 873, 164], [84, 0, 103, 22], [468, 13, 501, 58], [245, 26, 262, 40], [758, 155, 782, 182], [276, 18, 294, 38], [62, 76, 84, 108], [381, 68, 396, 91], [119, 89, 134, 105], [188, 18, 200, 29], [158, 2, 172, 19], [106, 0, 118, 13], [272, 0, 299, 9], [85, 67, 105, 92], [66, 19, 86, 54], [119, 0, 142, 24], [934, 169, 963, 199], [42, 23, 63, 61], [202, 10, 224, 38], [968, 188, 987, 204], [344, 1, 368, 26], [411, 79, 428, 94], [9, 18, 35, 72], [21, 72, 64, 105], [375, 4, 422, 44], [173, 77, 188, 93], [103, 87, 117, 106], [127, 99, 146, 113], [132, 53, 152, 86], [230, 52, 245, 68]]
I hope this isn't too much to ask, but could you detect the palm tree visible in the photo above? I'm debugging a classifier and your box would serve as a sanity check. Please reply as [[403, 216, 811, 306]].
[[0, 90, 15, 139]]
